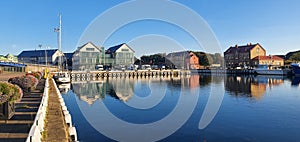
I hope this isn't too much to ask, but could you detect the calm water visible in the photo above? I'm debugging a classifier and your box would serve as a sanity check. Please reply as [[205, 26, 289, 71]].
[[60, 75, 300, 142]]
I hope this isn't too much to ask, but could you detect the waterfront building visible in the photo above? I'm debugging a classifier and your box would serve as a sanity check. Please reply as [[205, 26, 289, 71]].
[[224, 43, 266, 69], [0, 54, 18, 63], [252, 55, 284, 66], [72, 42, 104, 71], [105, 43, 135, 69], [166, 51, 190, 69], [18, 49, 63, 65], [189, 52, 201, 69]]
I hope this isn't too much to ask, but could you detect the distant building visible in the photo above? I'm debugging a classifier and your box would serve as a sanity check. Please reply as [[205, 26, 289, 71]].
[[224, 43, 266, 69], [72, 42, 104, 71], [166, 51, 190, 69], [252, 55, 284, 66], [18, 49, 63, 65], [0, 54, 18, 63], [105, 43, 135, 68], [189, 52, 201, 69]]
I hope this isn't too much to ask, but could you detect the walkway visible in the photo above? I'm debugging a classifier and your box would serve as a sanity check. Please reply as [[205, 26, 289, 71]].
[[42, 79, 69, 142]]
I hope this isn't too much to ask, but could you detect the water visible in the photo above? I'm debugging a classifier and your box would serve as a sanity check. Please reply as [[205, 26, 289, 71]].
[[60, 75, 300, 142]]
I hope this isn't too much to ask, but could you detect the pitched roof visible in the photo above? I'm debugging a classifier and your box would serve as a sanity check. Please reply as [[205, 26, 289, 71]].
[[224, 43, 265, 54], [252, 55, 283, 60], [106, 43, 124, 53], [106, 43, 134, 53], [18, 49, 58, 57], [75, 42, 101, 53]]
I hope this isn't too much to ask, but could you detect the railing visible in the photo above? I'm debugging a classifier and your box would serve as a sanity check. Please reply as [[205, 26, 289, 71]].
[[26, 78, 49, 142], [52, 79, 78, 142], [25, 78, 78, 142]]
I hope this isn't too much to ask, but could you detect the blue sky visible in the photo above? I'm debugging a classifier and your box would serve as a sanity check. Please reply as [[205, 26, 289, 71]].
[[0, 0, 299, 57]]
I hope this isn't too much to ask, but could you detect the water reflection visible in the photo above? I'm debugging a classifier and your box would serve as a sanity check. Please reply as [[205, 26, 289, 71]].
[[69, 75, 289, 105], [225, 75, 284, 100], [71, 81, 105, 105]]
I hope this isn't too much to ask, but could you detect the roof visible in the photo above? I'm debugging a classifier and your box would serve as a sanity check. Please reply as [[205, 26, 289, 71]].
[[18, 49, 58, 57], [0, 62, 26, 67], [252, 55, 283, 60], [224, 43, 265, 54], [106, 43, 135, 53], [75, 42, 101, 53]]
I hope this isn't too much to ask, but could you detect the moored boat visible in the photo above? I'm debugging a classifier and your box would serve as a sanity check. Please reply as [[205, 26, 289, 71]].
[[55, 72, 71, 83]]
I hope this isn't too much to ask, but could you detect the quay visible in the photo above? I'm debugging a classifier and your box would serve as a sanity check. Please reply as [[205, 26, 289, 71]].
[[70, 69, 191, 80]]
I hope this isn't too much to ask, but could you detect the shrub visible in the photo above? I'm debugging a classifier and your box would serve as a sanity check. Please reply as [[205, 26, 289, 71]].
[[0, 82, 23, 104], [26, 72, 42, 80], [9, 75, 39, 92]]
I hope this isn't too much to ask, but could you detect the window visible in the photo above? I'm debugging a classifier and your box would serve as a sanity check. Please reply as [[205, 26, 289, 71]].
[[121, 49, 129, 52], [86, 48, 95, 51]]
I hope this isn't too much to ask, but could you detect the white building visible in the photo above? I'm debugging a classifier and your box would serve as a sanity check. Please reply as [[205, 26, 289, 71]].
[[72, 42, 104, 71]]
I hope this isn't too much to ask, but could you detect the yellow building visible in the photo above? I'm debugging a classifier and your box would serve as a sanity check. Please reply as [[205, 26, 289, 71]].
[[252, 55, 284, 67], [224, 43, 266, 69]]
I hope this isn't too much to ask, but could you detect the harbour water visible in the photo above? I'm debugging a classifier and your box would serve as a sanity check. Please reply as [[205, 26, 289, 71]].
[[61, 75, 300, 142]]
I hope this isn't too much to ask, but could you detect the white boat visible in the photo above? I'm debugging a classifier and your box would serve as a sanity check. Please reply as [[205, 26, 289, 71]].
[[55, 72, 71, 83], [254, 64, 286, 75]]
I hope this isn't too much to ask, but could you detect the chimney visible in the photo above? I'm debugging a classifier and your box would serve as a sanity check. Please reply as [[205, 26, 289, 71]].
[[235, 44, 238, 48], [249, 43, 252, 46]]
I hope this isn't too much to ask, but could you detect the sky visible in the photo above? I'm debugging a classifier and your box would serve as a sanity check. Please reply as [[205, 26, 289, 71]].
[[0, 0, 299, 57]]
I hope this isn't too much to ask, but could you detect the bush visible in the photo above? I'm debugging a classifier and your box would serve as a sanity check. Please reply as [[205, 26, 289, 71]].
[[0, 82, 23, 104], [26, 72, 42, 80], [9, 75, 39, 92]]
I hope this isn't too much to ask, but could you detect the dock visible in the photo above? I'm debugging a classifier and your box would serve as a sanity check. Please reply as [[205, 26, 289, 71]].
[[41, 79, 69, 142]]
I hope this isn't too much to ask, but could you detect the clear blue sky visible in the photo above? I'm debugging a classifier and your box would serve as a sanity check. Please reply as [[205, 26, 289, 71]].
[[0, 0, 299, 57]]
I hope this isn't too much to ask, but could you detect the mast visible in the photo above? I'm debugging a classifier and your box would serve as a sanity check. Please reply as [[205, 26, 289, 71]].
[[58, 14, 62, 71], [55, 14, 62, 71]]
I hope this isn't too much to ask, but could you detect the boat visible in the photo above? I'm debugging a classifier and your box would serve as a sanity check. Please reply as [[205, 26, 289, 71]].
[[55, 72, 71, 83], [254, 64, 286, 75], [291, 63, 300, 76]]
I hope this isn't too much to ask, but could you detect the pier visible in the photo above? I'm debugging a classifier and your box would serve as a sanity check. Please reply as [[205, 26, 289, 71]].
[[69, 70, 191, 81]]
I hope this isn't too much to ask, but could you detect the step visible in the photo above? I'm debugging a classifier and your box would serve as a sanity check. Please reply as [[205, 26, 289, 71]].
[[16, 101, 40, 104], [0, 133, 28, 139], [0, 120, 33, 124], [21, 98, 41, 101], [14, 112, 37, 115]]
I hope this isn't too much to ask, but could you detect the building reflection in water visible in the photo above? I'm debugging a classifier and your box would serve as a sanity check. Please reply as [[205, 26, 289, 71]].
[[70, 74, 286, 104], [225, 75, 284, 100], [71, 81, 105, 105], [71, 75, 212, 104]]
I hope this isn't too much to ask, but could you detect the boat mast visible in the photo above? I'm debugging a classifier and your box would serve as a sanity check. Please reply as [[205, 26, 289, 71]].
[[58, 14, 62, 71]]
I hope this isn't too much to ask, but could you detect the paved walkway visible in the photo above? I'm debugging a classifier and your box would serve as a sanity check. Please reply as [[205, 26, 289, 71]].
[[42, 79, 69, 142]]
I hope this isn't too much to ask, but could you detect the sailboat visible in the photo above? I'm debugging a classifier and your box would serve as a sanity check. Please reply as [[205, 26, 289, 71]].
[[54, 14, 71, 83]]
